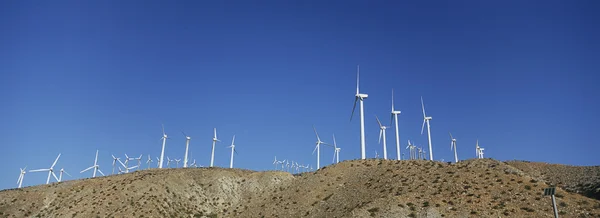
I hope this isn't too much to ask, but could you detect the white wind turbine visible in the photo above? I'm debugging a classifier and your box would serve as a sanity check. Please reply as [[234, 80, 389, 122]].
[[449, 132, 458, 163], [350, 65, 368, 159], [374, 150, 379, 158], [175, 159, 181, 168], [476, 140, 485, 159], [228, 135, 238, 168], [406, 140, 415, 160], [390, 89, 402, 160], [332, 134, 341, 164], [273, 156, 279, 170], [111, 155, 120, 175], [166, 157, 172, 168], [146, 155, 153, 169], [81, 150, 105, 178], [29, 153, 61, 184], [476, 140, 480, 158], [17, 167, 26, 188], [312, 126, 329, 169], [420, 97, 434, 161], [156, 157, 160, 167], [135, 155, 143, 169], [159, 124, 169, 168], [376, 116, 390, 160], [58, 168, 71, 182], [210, 128, 221, 167], [182, 131, 191, 168]]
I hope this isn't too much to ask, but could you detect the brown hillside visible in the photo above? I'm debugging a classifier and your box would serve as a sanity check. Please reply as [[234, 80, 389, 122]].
[[0, 159, 599, 218], [506, 161, 600, 201]]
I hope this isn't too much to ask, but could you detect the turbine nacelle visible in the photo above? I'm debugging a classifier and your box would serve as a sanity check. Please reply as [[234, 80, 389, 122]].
[[356, 93, 369, 99]]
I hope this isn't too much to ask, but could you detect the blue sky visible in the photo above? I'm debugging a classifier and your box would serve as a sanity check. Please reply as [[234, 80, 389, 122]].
[[1, 1, 599, 190]]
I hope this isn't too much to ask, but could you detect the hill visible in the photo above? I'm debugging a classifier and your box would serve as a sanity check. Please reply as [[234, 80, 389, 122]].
[[0, 159, 599, 217], [506, 160, 600, 200]]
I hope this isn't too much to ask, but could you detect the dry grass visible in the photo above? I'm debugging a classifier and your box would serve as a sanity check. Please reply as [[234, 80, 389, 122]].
[[0, 159, 598, 217]]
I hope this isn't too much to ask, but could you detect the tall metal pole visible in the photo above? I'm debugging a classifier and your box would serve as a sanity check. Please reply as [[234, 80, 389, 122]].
[[551, 194, 559, 218]]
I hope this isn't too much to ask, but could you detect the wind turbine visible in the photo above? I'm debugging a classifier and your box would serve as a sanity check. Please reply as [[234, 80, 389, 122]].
[[111, 155, 120, 175], [374, 150, 379, 158], [156, 157, 160, 167], [312, 126, 329, 169], [390, 89, 402, 160], [175, 159, 181, 168], [210, 128, 221, 167], [166, 157, 172, 168], [273, 156, 279, 170], [332, 134, 341, 163], [58, 168, 71, 182], [17, 167, 26, 188], [228, 135, 238, 168], [182, 131, 191, 168], [135, 155, 143, 169], [476, 140, 485, 159], [81, 150, 104, 178], [376, 116, 390, 160], [449, 132, 458, 163], [146, 155, 153, 169], [476, 140, 480, 158], [350, 65, 368, 159], [29, 153, 61, 184], [406, 140, 415, 160], [420, 97, 434, 161], [159, 124, 169, 169]]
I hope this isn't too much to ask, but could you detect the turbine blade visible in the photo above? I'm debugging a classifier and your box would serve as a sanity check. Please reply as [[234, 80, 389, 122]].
[[181, 131, 187, 137], [356, 65, 360, 95], [51, 153, 61, 168], [451, 141, 453, 150], [162, 124, 165, 135], [97, 169, 105, 176], [350, 98, 358, 121], [375, 115, 382, 127], [232, 135, 236, 146], [449, 132, 453, 139], [80, 166, 94, 173], [332, 150, 336, 163], [214, 128, 217, 139], [313, 126, 321, 141], [312, 144, 318, 155], [29, 169, 49, 172], [52, 172, 59, 182], [421, 120, 426, 135], [64, 170, 72, 177], [378, 129, 382, 144], [332, 134, 337, 148], [421, 96, 426, 118]]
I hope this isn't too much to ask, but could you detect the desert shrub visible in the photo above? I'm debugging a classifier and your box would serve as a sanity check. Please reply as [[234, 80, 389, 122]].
[[423, 201, 429, 207], [524, 185, 531, 190], [559, 202, 567, 207]]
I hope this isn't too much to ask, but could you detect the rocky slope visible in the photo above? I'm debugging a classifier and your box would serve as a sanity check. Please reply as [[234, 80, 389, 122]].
[[506, 160, 600, 200], [0, 159, 599, 218]]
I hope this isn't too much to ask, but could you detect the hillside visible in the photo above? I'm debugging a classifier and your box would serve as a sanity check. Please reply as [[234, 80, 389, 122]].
[[0, 159, 599, 218], [506, 160, 600, 200]]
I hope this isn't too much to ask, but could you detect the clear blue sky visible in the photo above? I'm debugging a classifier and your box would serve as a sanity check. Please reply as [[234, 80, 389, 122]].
[[1, 1, 598, 190]]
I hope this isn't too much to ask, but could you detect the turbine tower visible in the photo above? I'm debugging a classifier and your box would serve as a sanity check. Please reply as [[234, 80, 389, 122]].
[[332, 134, 341, 163], [449, 132, 458, 163], [350, 65, 368, 159], [58, 168, 71, 182], [29, 153, 61, 184], [159, 124, 169, 168], [228, 135, 238, 168], [390, 89, 402, 160], [17, 167, 26, 188], [210, 128, 220, 167], [312, 126, 329, 169], [182, 131, 191, 168], [420, 97, 434, 161], [376, 116, 390, 160]]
